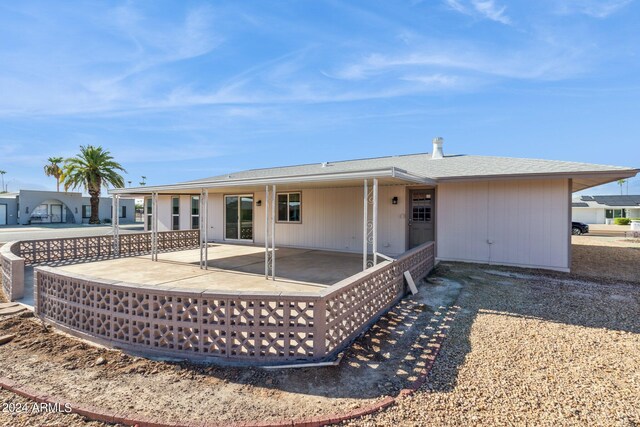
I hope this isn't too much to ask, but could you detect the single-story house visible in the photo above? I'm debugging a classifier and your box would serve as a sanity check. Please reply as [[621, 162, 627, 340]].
[[572, 195, 640, 224], [0, 189, 135, 226], [110, 138, 638, 273]]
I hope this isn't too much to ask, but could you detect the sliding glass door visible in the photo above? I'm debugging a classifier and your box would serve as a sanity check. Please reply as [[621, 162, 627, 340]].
[[225, 195, 253, 241]]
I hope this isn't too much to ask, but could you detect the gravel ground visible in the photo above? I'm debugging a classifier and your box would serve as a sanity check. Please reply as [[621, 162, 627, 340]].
[[0, 276, 460, 425], [345, 263, 640, 426], [572, 235, 640, 282]]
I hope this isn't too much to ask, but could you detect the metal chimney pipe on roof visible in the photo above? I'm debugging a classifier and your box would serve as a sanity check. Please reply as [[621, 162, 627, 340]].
[[432, 137, 444, 159]]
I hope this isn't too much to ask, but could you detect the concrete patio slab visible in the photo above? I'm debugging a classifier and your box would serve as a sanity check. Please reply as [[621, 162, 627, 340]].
[[52, 244, 364, 294]]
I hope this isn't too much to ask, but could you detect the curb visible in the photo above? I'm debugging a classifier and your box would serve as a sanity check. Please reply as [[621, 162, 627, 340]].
[[0, 306, 460, 427]]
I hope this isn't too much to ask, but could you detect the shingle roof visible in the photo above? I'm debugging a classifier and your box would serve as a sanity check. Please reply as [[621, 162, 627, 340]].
[[184, 153, 635, 183]]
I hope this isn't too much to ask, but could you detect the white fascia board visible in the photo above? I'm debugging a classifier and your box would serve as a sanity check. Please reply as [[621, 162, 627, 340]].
[[109, 167, 431, 195], [391, 167, 436, 185], [436, 169, 639, 183]]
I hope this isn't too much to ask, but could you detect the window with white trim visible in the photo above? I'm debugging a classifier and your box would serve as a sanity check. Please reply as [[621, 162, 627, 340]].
[[277, 192, 301, 222], [191, 196, 200, 229], [145, 198, 152, 230], [172, 196, 180, 230]]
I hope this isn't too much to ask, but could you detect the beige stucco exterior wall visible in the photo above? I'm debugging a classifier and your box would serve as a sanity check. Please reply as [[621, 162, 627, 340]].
[[436, 178, 571, 271]]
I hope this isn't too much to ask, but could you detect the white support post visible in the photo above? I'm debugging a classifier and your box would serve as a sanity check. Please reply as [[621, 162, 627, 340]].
[[363, 179, 368, 271], [265, 185, 269, 279], [151, 192, 158, 261], [373, 178, 378, 266], [199, 189, 204, 269], [271, 184, 276, 281], [204, 189, 209, 270], [112, 195, 120, 256]]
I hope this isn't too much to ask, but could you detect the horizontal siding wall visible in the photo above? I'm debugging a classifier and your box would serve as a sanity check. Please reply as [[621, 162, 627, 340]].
[[146, 186, 407, 256], [436, 179, 570, 271], [252, 186, 406, 256]]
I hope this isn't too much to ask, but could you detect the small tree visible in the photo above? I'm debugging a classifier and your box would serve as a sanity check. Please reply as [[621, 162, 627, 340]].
[[44, 157, 64, 192], [0, 170, 6, 193], [61, 145, 126, 224]]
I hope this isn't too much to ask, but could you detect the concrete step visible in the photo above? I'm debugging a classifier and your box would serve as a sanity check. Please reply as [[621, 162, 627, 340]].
[[0, 305, 27, 316], [0, 303, 19, 309]]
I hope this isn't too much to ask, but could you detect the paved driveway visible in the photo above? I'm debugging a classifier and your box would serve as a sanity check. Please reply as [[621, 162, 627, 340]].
[[0, 224, 144, 244]]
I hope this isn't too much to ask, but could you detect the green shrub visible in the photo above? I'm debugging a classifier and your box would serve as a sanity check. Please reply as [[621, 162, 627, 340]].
[[614, 218, 631, 225]]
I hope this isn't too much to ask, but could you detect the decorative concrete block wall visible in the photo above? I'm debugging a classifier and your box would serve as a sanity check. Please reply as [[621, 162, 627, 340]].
[[33, 241, 435, 365], [0, 242, 24, 301], [0, 230, 200, 302]]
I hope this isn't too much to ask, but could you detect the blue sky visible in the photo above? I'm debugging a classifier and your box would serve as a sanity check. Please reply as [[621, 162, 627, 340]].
[[0, 0, 638, 195]]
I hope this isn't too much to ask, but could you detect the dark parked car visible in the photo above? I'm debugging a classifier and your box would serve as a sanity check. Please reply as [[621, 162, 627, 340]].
[[572, 221, 589, 235]]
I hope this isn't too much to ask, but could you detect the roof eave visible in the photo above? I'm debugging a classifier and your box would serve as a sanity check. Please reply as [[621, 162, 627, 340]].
[[109, 167, 432, 195], [434, 168, 639, 183]]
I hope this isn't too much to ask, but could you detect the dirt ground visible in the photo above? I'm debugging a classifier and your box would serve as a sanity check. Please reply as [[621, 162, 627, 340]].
[[0, 275, 461, 426], [1, 234, 638, 426], [347, 263, 640, 426], [0, 388, 109, 427]]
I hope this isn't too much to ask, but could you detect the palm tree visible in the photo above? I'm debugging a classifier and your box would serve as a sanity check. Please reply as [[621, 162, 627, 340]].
[[617, 179, 627, 195], [140, 176, 147, 186], [61, 145, 126, 224], [43, 157, 64, 192], [0, 170, 6, 193]]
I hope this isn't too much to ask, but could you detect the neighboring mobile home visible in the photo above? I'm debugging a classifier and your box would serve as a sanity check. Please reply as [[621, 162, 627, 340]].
[[111, 138, 638, 272], [0, 189, 135, 226], [572, 195, 640, 224]]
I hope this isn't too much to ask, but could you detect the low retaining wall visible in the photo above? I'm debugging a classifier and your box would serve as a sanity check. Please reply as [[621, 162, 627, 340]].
[[34, 242, 435, 365], [0, 230, 200, 302], [324, 242, 434, 357], [0, 242, 24, 301]]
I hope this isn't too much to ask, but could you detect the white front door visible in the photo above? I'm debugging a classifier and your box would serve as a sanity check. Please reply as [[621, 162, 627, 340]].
[[0, 204, 6, 225], [50, 204, 63, 223]]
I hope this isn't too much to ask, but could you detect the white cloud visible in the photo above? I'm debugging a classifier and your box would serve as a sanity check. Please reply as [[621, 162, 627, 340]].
[[330, 40, 586, 84], [400, 74, 460, 87], [470, 0, 511, 24], [555, 0, 633, 18], [444, 0, 511, 25], [444, 0, 468, 14], [0, 3, 222, 117]]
